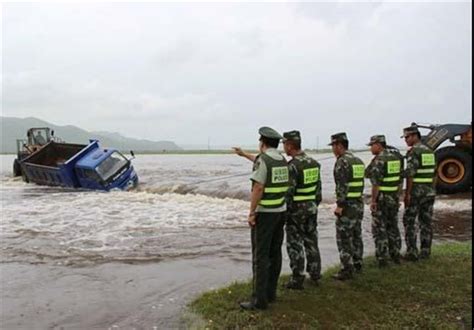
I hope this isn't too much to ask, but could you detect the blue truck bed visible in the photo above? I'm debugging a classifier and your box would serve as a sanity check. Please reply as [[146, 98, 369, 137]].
[[20, 140, 138, 191]]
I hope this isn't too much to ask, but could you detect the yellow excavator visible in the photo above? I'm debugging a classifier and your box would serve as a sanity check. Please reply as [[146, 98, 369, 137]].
[[13, 127, 61, 178]]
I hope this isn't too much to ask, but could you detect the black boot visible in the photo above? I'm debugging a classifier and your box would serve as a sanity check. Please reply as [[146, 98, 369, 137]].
[[419, 251, 430, 260], [309, 273, 321, 285], [391, 255, 401, 265], [403, 254, 418, 262], [332, 269, 353, 281], [285, 275, 305, 290], [239, 301, 267, 310], [378, 259, 389, 268]]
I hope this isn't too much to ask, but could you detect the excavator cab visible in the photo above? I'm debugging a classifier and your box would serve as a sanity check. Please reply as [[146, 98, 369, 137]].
[[27, 127, 52, 147], [13, 127, 59, 177]]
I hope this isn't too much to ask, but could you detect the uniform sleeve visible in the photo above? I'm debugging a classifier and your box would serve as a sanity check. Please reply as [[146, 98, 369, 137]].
[[251, 157, 267, 185], [404, 149, 419, 178], [285, 162, 298, 206], [335, 158, 350, 207], [364, 160, 373, 179], [367, 157, 384, 186], [315, 167, 322, 205]]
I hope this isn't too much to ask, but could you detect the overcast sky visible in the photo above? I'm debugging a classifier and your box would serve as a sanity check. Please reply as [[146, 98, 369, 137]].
[[2, 2, 472, 148]]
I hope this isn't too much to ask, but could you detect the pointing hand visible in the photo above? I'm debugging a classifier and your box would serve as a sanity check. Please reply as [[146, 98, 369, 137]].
[[232, 147, 245, 157]]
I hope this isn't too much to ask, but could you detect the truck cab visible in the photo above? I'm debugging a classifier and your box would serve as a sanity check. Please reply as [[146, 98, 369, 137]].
[[75, 147, 138, 191]]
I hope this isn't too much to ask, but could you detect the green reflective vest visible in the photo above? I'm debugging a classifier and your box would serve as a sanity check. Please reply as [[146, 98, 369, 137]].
[[258, 153, 290, 208], [387, 146, 405, 172], [292, 157, 321, 203], [413, 148, 436, 184], [379, 152, 402, 193], [347, 157, 365, 199]]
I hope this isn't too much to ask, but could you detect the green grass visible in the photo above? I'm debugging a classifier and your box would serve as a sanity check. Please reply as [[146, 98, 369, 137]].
[[187, 242, 472, 329]]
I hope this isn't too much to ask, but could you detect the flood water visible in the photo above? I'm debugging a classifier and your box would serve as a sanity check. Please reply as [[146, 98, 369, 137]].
[[0, 153, 471, 329]]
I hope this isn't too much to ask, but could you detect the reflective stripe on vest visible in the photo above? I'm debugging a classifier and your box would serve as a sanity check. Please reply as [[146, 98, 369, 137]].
[[347, 163, 365, 199], [413, 178, 434, 183], [379, 186, 399, 192], [259, 197, 286, 206], [264, 186, 289, 193], [414, 152, 436, 184], [382, 176, 401, 182], [258, 153, 290, 208], [347, 192, 362, 198], [296, 186, 316, 193], [380, 158, 402, 193], [294, 195, 316, 201], [417, 168, 435, 174]]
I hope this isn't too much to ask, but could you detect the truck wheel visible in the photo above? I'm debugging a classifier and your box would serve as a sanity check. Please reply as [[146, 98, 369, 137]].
[[13, 159, 22, 177], [435, 147, 472, 194]]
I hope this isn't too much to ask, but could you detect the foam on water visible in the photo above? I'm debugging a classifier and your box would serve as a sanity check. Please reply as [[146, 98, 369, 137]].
[[1, 186, 250, 265]]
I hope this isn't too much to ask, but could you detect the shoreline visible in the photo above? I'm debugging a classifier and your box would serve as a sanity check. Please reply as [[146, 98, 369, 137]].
[[187, 242, 472, 329], [0, 148, 375, 156]]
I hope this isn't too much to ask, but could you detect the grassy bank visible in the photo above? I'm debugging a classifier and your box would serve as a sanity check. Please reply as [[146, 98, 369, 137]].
[[187, 242, 472, 329]]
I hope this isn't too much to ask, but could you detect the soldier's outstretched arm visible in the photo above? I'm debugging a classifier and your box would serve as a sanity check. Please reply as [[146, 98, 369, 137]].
[[232, 147, 256, 162]]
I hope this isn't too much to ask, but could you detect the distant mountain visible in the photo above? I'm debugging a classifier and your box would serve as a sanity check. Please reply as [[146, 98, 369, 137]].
[[0, 116, 181, 153]]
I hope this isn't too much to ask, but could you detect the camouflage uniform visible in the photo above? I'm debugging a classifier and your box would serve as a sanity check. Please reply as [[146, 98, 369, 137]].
[[402, 142, 436, 259], [285, 151, 322, 286], [333, 150, 365, 274], [365, 148, 402, 263]]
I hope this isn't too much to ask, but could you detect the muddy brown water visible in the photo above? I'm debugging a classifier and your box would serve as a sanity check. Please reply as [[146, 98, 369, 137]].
[[0, 154, 471, 329]]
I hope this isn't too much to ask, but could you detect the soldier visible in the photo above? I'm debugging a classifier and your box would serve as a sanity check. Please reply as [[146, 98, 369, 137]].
[[282, 130, 322, 290], [329, 132, 365, 280], [365, 135, 402, 267], [401, 125, 437, 261], [239, 127, 289, 310]]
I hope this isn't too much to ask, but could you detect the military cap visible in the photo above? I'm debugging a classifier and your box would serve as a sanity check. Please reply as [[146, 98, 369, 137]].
[[401, 125, 420, 138], [258, 126, 282, 140], [367, 135, 386, 146], [282, 130, 301, 142], [328, 132, 348, 145]]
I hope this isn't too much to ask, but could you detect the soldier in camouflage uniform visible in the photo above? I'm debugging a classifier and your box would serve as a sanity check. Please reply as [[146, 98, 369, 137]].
[[330, 133, 365, 280], [365, 135, 402, 267], [282, 131, 322, 290], [401, 125, 437, 261]]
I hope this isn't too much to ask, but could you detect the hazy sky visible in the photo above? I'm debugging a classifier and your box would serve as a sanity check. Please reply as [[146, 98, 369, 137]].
[[2, 2, 472, 148]]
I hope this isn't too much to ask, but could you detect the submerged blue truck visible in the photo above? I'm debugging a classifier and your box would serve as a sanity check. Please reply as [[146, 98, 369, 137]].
[[15, 128, 138, 191]]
